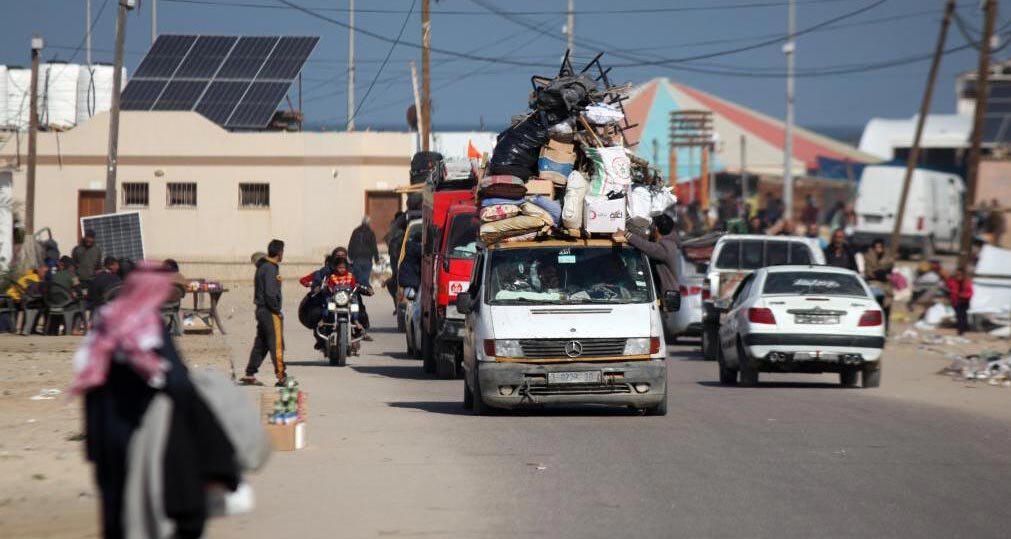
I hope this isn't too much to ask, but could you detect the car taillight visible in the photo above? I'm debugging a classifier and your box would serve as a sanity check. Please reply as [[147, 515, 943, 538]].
[[748, 308, 776, 324], [483, 340, 496, 356], [679, 285, 702, 296], [702, 279, 712, 300], [917, 216, 924, 231], [859, 310, 883, 327], [650, 337, 661, 354]]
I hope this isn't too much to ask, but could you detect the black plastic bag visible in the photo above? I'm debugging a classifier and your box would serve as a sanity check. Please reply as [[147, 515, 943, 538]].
[[298, 292, 323, 330], [488, 115, 549, 179], [533, 75, 598, 124]]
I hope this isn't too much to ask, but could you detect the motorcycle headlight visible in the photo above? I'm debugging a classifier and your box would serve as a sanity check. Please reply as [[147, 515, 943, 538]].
[[327, 301, 337, 311], [333, 291, 350, 306]]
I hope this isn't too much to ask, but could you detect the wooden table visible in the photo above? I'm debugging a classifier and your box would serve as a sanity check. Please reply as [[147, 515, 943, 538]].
[[184, 287, 229, 334]]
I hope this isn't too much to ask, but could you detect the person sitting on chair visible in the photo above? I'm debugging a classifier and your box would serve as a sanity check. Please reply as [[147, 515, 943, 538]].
[[88, 257, 122, 310]]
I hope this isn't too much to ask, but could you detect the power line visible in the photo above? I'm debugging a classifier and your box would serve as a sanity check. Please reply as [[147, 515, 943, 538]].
[[348, 0, 416, 124], [48, 0, 110, 63]]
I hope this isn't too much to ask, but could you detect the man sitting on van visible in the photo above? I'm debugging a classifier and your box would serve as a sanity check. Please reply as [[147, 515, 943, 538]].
[[614, 214, 680, 299]]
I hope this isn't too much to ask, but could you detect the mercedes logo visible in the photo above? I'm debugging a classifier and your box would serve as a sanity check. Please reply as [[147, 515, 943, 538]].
[[565, 340, 583, 358]]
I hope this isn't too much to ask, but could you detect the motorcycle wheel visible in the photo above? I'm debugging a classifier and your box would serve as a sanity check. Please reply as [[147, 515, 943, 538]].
[[337, 321, 349, 367], [326, 338, 338, 366]]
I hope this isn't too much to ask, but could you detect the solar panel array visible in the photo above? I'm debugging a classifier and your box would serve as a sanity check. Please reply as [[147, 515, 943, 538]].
[[121, 35, 318, 129], [81, 213, 146, 263], [983, 80, 1011, 145]]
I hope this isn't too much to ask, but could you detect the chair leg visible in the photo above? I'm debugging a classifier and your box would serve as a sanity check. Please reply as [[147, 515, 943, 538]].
[[172, 313, 182, 336]]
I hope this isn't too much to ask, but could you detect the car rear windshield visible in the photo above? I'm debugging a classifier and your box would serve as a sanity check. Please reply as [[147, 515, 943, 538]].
[[763, 271, 867, 297], [445, 213, 480, 259], [714, 240, 813, 270]]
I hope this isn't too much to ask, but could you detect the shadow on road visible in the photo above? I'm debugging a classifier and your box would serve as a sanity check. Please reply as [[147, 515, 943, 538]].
[[668, 348, 705, 361], [351, 365, 430, 380], [696, 381, 845, 389], [389, 401, 644, 417], [388, 401, 472, 416], [284, 358, 330, 367], [384, 351, 417, 361], [366, 326, 402, 335]]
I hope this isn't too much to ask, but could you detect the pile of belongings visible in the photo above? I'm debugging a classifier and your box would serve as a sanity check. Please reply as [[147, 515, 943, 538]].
[[478, 53, 677, 245], [942, 350, 1011, 387]]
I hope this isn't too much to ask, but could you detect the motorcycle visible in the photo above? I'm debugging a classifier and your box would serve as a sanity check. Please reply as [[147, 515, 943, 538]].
[[316, 284, 368, 366]]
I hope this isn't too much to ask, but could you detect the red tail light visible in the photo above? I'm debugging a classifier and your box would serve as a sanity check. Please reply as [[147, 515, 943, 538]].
[[858, 310, 883, 327], [679, 285, 702, 296], [917, 216, 925, 231], [483, 340, 496, 356], [701, 279, 712, 300], [748, 308, 777, 325], [649, 337, 661, 354]]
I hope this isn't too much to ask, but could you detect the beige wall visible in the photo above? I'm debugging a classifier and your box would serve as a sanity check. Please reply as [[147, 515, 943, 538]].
[[0, 111, 413, 279]]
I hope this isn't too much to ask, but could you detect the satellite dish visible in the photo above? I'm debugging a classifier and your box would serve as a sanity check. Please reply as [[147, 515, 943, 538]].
[[406, 104, 418, 131]]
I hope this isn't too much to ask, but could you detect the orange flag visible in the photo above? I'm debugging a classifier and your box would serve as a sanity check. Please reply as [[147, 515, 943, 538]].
[[467, 139, 481, 160]]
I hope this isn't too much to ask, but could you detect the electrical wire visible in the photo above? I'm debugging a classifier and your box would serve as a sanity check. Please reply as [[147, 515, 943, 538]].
[[347, 0, 416, 124]]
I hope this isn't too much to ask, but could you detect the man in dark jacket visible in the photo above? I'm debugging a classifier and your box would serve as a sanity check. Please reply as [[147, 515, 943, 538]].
[[348, 217, 380, 286], [824, 228, 858, 271], [88, 257, 122, 310], [384, 212, 408, 303], [72, 230, 104, 286], [614, 214, 681, 296], [241, 239, 287, 386]]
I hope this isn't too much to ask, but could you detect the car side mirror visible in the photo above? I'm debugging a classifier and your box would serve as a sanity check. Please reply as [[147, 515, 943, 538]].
[[661, 290, 681, 312], [456, 293, 474, 315]]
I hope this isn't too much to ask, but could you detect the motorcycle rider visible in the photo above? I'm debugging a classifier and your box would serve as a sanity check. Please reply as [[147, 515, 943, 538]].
[[326, 258, 374, 340]]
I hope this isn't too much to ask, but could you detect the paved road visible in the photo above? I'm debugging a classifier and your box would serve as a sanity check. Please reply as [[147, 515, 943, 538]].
[[213, 298, 1011, 538]]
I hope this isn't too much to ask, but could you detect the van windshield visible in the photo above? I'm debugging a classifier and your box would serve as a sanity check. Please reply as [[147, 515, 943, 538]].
[[486, 246, 653, 305], [445, 213, 480, 259]]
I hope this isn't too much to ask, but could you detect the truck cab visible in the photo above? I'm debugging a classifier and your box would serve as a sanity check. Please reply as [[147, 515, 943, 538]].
[[456, 239, 680, 415], [420, 176, 478, 378]]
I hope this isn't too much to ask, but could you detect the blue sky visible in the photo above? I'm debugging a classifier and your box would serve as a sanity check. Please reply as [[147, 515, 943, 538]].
[[1, 0, 1007, 133]]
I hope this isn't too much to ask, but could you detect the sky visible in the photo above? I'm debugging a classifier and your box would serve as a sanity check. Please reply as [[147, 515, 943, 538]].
[[1, 0, 1009, 135]]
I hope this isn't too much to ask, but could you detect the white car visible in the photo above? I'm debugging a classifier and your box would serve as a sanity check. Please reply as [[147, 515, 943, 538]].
[[664, 251, 705, 342], [716, 265, 885, 388]]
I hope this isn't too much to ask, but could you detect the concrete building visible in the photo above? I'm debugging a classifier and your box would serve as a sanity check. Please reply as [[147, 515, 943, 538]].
[[0, 111, 413, 279]]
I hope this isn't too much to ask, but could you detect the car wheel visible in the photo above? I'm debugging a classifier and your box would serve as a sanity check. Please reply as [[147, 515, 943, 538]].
[[737, 340, 759, 386], [717, 342, 738, 385], [702, 326, 719, 361], [839, 366, 859, 387], [463, 378, 474, 409], [862, 366, 882, 388], [436, 343, 457, 380]]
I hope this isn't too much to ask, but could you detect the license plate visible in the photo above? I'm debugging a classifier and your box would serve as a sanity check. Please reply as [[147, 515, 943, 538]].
[[795, 315, 839, 325], [864, 215, 883, 224], [547, 371, 602, 385]]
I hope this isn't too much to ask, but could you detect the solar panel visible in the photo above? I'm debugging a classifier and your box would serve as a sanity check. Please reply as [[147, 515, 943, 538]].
[[80, 212, 145, 263], [123, 34, 318, 127], [982, 116, 1007, 143]]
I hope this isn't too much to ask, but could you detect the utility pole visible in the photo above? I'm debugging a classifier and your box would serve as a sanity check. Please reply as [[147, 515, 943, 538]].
[[105, 0, 134, 215], [740, 134, 748, 217], [421, 0, 431, 151], [85, 0, 92, 65], [959, 0, 997, 269], [26, 34, 43, 235], [888, 0, 955, 262], [151, 0, 157, 44], [566, 0, 575, 56], [410, 60, 423, 150], [346, 0, 355, 132], [783, 0, 796, 222]]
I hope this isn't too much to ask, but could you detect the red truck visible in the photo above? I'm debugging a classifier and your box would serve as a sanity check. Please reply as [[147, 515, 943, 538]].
[[420, 177, 479, 378]]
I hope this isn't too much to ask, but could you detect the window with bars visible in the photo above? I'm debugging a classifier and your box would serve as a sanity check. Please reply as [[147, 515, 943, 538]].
[[239, 183, 270, 208], [122, 183, 149, 207], [166, 182, 198, 207]]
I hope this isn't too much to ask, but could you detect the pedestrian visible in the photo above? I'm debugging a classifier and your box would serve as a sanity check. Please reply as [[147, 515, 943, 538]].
[[72, 229, 104, 288], [241, 239, 287, 387], [946, 268, 973, 335], [748, 215, 766, 234], [823, 228, 858, 271], [864, 238, 895, 330], [801, 194, 820, 231], [53, 256, 82, 298], [988, 198, 1005, 246], [384, 212, 408, 304], [613, 214, 680, 297], [348, 217, 380, 287]]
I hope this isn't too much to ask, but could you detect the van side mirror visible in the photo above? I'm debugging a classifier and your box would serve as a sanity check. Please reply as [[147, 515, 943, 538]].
[[456, 293, 474, 315], [661, 290, 681, 313]]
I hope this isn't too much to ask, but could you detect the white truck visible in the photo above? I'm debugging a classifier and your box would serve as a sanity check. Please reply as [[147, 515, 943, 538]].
[[852, 165, 964, 256]]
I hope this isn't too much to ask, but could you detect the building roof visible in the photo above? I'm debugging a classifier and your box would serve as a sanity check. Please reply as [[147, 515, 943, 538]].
[[622, 78, 879, 181], [858, 114, 971, 160]]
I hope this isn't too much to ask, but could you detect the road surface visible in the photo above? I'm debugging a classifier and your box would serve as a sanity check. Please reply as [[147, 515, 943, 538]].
[[211, 296, 1011, 538]]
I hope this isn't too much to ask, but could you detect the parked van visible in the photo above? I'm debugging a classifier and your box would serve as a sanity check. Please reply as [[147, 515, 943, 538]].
[[852, 165, 964, 255], [456, 239, 681, 415]]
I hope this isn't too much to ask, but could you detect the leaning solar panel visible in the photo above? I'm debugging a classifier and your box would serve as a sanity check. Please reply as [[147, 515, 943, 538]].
[[195, 81, 250, 125], [80, 213, 145, 263], [120, 80, 168, 110], [175, 35, 238, 78], [133, 35, 196, 78], [226, 82, 289, 128], [154, 80, 209, 111], [218, 37, 279, 79], [257, 37, 319, 80]]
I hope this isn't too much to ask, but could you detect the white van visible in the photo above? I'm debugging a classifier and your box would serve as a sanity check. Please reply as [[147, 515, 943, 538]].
[[456, 239, 680, 415], [853, 165, 964, 255]]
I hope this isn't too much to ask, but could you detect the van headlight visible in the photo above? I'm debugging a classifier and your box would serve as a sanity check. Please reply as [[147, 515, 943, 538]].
[[624, 338, 651, 355], [333, 291, 350, 306], [484, 339, 522, 358]]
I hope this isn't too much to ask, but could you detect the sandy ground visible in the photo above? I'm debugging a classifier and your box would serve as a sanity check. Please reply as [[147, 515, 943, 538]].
[[0, 280, 1008, 538]]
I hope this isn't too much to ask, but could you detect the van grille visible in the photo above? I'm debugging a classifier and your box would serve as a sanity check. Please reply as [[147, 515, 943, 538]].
[[524, 383, 633, 396], [519, 338, 626, 358]]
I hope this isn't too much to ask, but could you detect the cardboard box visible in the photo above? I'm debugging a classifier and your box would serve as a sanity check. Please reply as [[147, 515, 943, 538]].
[[525, 178, 555, 198], [265, 422, 306, 451], [584, 195, 626, 233]]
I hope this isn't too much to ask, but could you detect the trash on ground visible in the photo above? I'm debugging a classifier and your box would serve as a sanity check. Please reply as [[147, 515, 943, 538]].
[[29, 388, 62, 400], [941, 351, 1011, 386]]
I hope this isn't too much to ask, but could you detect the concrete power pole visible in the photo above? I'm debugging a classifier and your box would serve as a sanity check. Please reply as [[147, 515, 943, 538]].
[[566, 0, 575, 56], [959, 0, 998, 269], [105, 0, 134, 215], [151, 0, 157, 44], [887, 0, 956, 262], [26, 35, 43, 236], [783, 0, 796, 222], [421, 0, 431, 151], [85, 0, 92, 65], [346, 0, 355, 132]]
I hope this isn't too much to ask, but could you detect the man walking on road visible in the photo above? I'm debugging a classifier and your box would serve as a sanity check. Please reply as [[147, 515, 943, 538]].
[[348, 217, 380, 287], [824, 228, 857, 271], [72, 230, 103, 288], [241, 239, 287, 387]]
